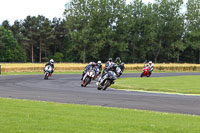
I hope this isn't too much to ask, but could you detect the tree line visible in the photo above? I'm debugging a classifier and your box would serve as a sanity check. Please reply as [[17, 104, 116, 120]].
[[0, 0, 199, 63]]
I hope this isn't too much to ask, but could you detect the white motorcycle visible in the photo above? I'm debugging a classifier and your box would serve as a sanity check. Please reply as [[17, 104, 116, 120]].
[[81, 69, 96, 87], [44, 65, 52, 80]]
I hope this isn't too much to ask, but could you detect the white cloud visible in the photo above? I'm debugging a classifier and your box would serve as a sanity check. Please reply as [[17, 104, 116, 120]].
[[0, 0, 70, 24]]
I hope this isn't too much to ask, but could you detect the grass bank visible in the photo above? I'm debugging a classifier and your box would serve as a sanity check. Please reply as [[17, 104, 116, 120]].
[[112, 76, 200, 94], [0, 98, 200, 133]]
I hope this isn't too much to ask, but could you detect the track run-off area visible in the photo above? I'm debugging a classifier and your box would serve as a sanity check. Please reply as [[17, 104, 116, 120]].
[[0, 72, 200, 115]]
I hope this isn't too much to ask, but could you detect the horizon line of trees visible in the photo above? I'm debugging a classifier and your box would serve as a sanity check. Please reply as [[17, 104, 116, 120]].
[[0, 0, 199, 63]]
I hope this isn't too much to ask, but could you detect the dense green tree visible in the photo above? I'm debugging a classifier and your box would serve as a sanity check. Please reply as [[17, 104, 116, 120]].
[[2, 20, 11, 30], [0, 26, 25, 62], [0, 0, 199, 63], [185, 0, 200, 63]]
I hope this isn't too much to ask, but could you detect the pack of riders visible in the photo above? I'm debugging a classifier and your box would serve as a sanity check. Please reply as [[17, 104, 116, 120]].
[[44, 58, 154, 79], [80, 57, 125, 81]]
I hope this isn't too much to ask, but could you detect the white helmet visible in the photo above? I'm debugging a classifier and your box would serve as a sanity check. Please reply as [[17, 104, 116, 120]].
[[97, 61, 101, 64], [149, 61, 152, 64], [50, 59, 54, 64]]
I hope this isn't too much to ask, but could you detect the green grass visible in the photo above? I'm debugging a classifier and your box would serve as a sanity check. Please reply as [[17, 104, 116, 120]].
[[0, 98, 200, 133], [112, 76, 200, 94]]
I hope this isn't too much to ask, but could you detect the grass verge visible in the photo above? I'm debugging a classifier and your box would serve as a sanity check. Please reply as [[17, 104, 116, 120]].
[[0, 98, 200, 133], [112, 76, 200, 94]]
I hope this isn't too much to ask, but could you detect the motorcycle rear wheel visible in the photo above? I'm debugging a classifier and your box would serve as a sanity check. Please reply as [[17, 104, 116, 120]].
[[44, 73, 48, 80], [83, 77, 91, 87]]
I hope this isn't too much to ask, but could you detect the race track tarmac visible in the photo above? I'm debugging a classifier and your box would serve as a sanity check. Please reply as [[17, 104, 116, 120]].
[[0, 72, 200, 115]]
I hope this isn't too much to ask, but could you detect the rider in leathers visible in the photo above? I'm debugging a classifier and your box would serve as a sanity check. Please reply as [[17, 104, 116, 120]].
[[44, 59, 54, 76], [102, 58, 114, 76], [148, 61, 154, 76], [96, 61, 102, 75], [115, 57, 121, 65], [81, 62, 97, 80], [99, 63, 118, 85]]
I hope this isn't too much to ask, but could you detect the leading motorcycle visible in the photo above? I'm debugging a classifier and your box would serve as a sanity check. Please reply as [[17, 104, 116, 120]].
[[44, 65, 53, 80]]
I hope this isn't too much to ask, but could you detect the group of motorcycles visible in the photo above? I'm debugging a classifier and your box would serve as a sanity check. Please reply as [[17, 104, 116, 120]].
[[43, 61, 152, 89], [81, 63, 125, 91]]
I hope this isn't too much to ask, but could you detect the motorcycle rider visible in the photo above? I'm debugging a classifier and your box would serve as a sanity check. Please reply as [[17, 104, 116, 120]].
[[115, 57, 125, 73], [98, 63, 118, 85], [44, 59, 54, 76], [81, 62, 97, 80], [115, 57, 121, 65], [96, 61, 102, 75], [148, 61, 154, 76], [106, 58, 114, 66]]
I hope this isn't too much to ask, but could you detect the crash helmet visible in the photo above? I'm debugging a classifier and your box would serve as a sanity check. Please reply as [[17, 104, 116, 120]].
[[50, 59, 54, 64], [97, 61, 101, 64], [108, 58, 113, 62], [91, 62, 96, 67], [149, 61, 152, 65], [116, 57, 120, 61]]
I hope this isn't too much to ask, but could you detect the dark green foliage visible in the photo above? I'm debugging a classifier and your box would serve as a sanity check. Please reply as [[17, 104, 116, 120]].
[[0, 26, 26, 62], [53, 52, 64, 62], [0, 0, 199, 63]]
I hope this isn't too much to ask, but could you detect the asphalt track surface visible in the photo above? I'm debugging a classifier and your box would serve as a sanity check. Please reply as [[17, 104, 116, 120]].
[[0, 72, 200, 115]]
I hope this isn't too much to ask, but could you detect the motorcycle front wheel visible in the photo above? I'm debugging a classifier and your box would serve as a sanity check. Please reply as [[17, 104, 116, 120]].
[[44, 73, 48, 80], [103, 80, 111, 90], [83, 77, 91, 87]]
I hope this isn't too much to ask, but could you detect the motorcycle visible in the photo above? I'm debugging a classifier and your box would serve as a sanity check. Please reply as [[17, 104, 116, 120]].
[[140, 65, 151, 77], [81, 69, 96, 87], [44, 65, 53, 80], [97, 71, 117, 90]]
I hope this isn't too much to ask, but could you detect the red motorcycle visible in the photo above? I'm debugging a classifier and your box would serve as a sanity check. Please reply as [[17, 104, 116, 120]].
[[140, 65, 151, 77]]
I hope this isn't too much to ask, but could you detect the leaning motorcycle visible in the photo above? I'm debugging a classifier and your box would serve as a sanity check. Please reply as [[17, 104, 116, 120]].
[[44, 65, 52, 80], [97, 71, 117, 90], [140, 65, 150, 77], [81, 69, 96, 87]]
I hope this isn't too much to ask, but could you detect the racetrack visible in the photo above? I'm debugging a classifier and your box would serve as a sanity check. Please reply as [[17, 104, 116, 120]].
[[0, 72, 200, 115]]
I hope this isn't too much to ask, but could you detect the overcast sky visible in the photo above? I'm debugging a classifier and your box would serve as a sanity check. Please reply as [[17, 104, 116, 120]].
[[0, 0, 186, 25]]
